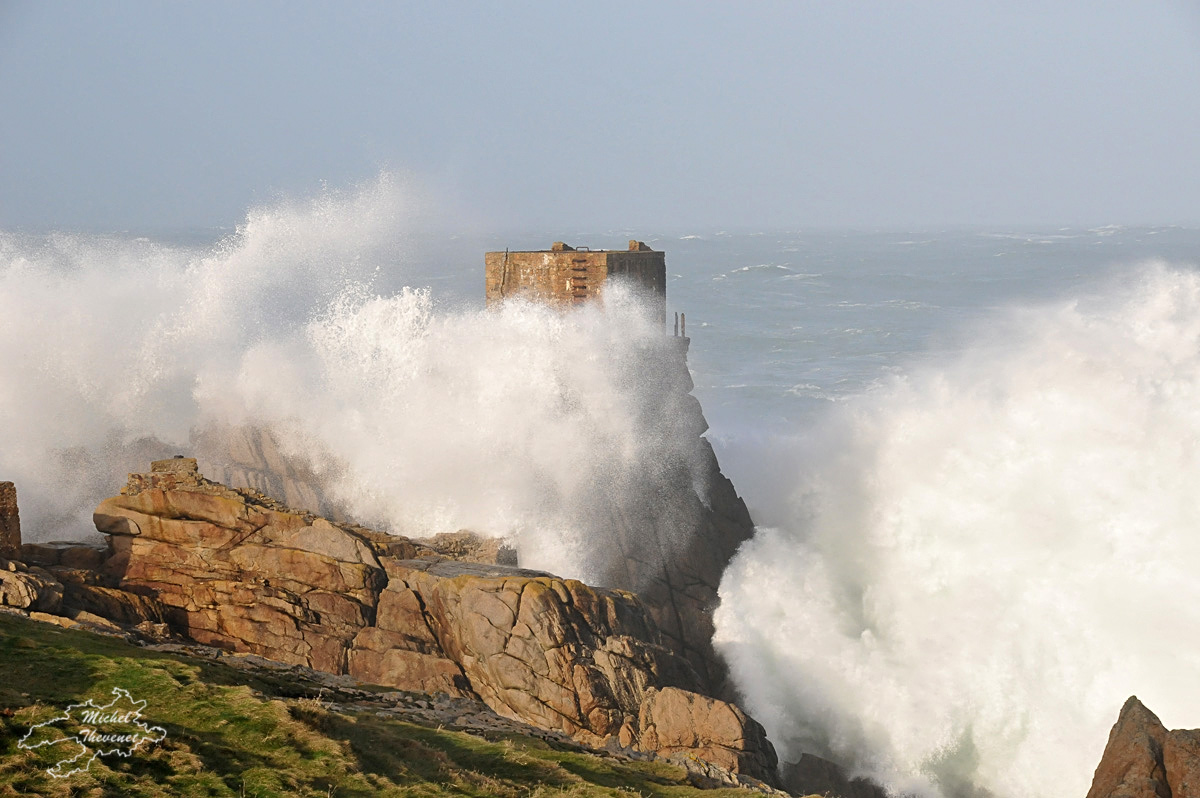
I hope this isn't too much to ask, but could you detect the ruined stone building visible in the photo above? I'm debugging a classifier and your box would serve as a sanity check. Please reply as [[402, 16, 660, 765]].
[[485, 240, 666, 323]]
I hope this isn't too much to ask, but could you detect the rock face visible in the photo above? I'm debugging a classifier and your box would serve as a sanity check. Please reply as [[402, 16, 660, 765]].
[[0, 482, 20, 559], [1086, 696, 1200, 798], [89, 459, 778, 783], [1167, 730, 1200, 798], [638, 686, 777, 778], [96, 458, 387, 674], [566, 340, 758, 698], [376, 559, 699, 747]]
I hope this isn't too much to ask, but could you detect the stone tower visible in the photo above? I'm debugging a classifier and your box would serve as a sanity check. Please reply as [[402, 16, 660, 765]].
[[482, 240, 755, 697], [0, 482, 20, 559], [485, 240, 666, 323]]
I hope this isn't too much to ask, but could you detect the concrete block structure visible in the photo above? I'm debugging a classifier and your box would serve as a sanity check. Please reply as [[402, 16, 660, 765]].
[[485, 240, 666, 323]]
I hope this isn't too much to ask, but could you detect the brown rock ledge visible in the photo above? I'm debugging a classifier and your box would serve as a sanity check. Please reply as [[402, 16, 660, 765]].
[[79, 458, 779, 784]]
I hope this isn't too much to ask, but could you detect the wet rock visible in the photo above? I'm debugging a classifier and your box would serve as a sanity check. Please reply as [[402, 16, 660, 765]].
[[781, 753, 889, 798], [186, 345, 755, 700], [413, 530, 517, 565]]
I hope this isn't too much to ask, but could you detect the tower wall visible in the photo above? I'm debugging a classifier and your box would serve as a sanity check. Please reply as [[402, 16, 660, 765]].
[[485, 241, 665, 323], [0, 482, 20, 559]]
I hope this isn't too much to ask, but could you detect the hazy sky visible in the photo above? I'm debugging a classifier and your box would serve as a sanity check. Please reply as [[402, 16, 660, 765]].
[[1, 1, 1198, 232]]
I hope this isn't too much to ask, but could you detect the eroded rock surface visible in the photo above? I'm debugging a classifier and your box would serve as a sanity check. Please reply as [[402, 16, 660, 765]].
[[193, 426, 328, 517]]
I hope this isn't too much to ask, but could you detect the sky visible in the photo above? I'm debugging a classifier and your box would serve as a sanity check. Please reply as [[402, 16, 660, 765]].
[[1, 1, 1198, 233]]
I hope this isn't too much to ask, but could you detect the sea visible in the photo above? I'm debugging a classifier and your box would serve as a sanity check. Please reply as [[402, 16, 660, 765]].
[[3, 177, 1199, 797]]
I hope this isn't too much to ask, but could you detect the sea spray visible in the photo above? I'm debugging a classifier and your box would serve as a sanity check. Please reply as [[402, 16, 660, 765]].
[[223, 283, 708, 582], [0, 178, 707, 588], [713, 263, 1200, 797], [0, 175, 413, 539]]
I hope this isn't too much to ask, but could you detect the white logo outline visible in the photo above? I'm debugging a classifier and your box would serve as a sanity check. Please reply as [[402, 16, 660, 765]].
[[17, 687, 167, 778]]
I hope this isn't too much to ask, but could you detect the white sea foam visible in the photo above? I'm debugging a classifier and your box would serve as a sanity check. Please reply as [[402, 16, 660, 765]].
[[714, 263, 1200, 797], [731, 264, 794, 273], [0, 176, 704, 585]]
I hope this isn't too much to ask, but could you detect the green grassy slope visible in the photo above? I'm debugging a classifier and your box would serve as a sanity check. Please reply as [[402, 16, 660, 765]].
[[0, 612, 777, 798]]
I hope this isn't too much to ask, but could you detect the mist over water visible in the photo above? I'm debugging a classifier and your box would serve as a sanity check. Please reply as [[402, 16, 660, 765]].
[[714, 264, 1200, 797], [5, 176, 1200, 798]]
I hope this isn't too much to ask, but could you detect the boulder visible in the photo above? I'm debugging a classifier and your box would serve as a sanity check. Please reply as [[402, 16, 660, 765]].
[[636, 686, 778, 784], [347, 628, 471, 697], [53, 567, 167, 627], [0, 558, 63, 613]]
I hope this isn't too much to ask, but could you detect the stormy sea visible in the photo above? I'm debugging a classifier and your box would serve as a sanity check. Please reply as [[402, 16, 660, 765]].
[[3, 175, 1199, 797]]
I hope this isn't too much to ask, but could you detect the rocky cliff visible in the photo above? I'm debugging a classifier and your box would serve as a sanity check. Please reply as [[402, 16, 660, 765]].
[[56, 457, 777, 784], [189, 338, 757, 698], [587, 343, 757, 697]]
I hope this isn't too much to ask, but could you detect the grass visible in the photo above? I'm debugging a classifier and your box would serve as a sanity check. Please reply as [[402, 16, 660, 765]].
[[0, 612, 767, 797]]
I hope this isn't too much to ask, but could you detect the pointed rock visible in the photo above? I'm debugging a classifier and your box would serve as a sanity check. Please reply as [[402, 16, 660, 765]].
[[1086, 696, 1171, 798]]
